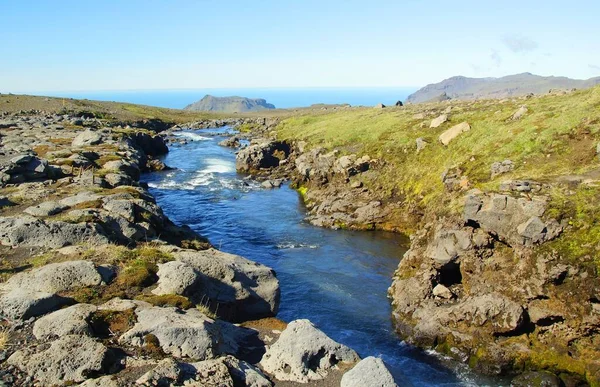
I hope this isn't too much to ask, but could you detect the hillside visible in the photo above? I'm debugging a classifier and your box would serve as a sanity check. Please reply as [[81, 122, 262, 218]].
[[257, 85, 600, 384], [184, 95, 275, 113], [407, 73, 600, 103]]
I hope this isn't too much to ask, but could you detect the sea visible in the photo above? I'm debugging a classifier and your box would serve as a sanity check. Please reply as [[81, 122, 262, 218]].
[[42, 87, 418, 110]]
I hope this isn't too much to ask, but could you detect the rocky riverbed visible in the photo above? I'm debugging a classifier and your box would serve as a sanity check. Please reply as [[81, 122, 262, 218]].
[[232, 124, 600, 386], [0, 113, 401, 386]]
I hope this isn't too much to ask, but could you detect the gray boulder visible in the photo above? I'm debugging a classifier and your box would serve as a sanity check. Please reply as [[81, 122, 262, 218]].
[[260, 319, 359, 382], [33, 303, 97, 339], [136, 357, 183, 386], [58, 191, 102, 207], [1, 260, 103, 293], [463, 192, 562, 246], [153, 249, 280, 322], [187, 358, 234, 386], [102, 159, 141, 180], [119, 306, 225, 360], [7, 335, 110, 385], [0, 288, 69, 320], [72, 130, 104, 147], [79, 376, 120, 387], [0, 216, 108, 247], [341, 357, 398, 387], [491, 160, 514, 178], [23, 200, 68, 217]]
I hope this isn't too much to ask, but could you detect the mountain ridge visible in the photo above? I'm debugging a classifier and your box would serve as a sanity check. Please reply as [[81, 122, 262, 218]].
[[407, 73, 600, 103]]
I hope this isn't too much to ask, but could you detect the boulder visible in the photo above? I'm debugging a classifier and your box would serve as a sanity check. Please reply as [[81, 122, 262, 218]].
[[511, 105, 528, 120], [99, 297, 152, 311], [341, 357, 398, 387], [0, 216, 109, 247], [236, 141, 290, 172], [119, 306, 227, 360], [58, 191, 102, 207], [0, 288, 69, 320], [152, 249, 280, 322], [260, 319, 359, 382], [439, 122, 471, 145], [222, 355, 272, 387], [33, 303, 97, 339], [7, 335, 110, 385], [219, 136, 241, 148], [1, 260, 103, 293], [432, 284, 453, 299], [79, 376, 120, 387], [188, 358, 234, 387], [416, 138, 428, 153], [104, 172, 133, 187], [463, 192, 562, 246], [261, 179, 283, 189], [136, 357, 183, 386], [23, 200, 67, 217], [491, 160, 514, 178], [72, 130, 104, 147], [430, 114, 448, 128], [511, 371, 561, 387], [102, 160, 141, 180]]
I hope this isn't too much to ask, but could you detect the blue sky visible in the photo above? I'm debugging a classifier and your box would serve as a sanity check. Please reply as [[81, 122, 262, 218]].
[[1, 0, 599, 92]]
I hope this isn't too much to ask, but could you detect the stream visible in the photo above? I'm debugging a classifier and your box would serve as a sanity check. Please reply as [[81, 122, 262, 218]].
[[142, 128, 499, 386]]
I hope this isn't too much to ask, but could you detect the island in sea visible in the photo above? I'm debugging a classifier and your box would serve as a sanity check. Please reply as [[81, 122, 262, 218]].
[[184, 95, 276, 113]]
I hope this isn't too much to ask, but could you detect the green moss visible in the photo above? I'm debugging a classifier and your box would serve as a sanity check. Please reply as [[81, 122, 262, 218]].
[[297, 185, 308, 198], [135, 294, 193, 309], [116, 259, 158, 288]]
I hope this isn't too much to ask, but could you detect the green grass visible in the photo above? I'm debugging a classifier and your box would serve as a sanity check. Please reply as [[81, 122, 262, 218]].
[[276, 87, 600, 231]]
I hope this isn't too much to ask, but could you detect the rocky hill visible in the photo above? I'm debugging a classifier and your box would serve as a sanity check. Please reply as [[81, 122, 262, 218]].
[[407, 73, 600, 103], [184, 95, 276, 113]]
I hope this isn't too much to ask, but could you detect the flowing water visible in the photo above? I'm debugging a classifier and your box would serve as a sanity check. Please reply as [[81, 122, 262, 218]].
[[143, 129, 499, 386]]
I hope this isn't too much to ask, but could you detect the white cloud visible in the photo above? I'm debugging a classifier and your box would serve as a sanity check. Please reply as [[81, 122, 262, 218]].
[[503, 35, 539, 53]]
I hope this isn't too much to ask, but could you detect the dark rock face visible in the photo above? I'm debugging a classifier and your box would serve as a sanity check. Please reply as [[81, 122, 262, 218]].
[[463, 191, 562, 247], [235, 140, 290, 173], [389, 191, 600, 380]]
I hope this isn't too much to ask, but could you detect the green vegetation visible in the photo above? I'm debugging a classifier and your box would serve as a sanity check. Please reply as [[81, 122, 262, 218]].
[[135, 294, 193, 309], [89, 309, 137, 338], [277, 87, 600, 232]]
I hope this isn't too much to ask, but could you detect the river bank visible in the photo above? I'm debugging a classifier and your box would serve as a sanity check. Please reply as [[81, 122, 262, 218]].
[[231, 87, 600, 385], [0, 112, 404, 386]]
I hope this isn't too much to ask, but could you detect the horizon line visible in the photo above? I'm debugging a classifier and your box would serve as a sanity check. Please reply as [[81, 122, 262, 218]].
[[2, 85, 421, 95]]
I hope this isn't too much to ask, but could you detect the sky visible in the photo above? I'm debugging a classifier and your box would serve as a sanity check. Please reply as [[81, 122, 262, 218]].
[[1, 0, 599, 92]]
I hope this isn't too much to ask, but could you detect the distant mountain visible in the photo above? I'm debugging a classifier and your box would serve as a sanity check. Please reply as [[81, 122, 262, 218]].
[[183, 95, 275, 113], [406, 73, 600, 103]]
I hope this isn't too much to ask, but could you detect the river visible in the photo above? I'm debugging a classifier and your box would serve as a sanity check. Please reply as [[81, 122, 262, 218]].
[[142, 128, 498, 386]]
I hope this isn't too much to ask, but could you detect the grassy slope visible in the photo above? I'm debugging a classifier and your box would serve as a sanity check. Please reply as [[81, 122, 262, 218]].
[[0, 93, 343, 123], [276, 86, 600, 266]]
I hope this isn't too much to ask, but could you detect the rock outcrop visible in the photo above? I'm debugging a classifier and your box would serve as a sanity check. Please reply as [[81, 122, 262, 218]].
[[260, 319, 359, 382], [152, 248, 280, 321]]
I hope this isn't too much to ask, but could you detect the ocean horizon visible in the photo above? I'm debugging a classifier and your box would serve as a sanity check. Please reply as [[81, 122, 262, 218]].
[[23, 87, 419, 110]]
